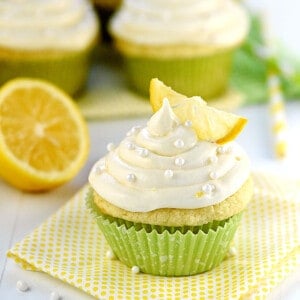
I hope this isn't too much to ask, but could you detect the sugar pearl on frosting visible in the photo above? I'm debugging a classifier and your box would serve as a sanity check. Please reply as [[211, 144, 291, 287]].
[[217, 146, 226, 154], [131, 266, 140, 274], [131, 126, 141, 134], [184, 120, 192, 127], [106, 143, 115, 152], [202, 183, 215, 194], [209, 171, 218, 180], [16, 280, 29, 292], [175, 157, 185, 167], [208, 156, 218, 164], [164, 169, 174, 179], [127, 173, 136, 182], [126, 142, 135, 150], [106, 249, 116, 259], [137, 148, 149, 157], [95, 165, 105, 174], [174, 139, 184, 149]]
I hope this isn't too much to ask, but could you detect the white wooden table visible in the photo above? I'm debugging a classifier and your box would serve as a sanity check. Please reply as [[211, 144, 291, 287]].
[[0, 102, 300, 299]]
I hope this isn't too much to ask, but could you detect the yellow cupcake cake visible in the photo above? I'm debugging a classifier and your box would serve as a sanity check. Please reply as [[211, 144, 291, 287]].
[[109, 0, 249, 99], [87, 80, 253, 276], [0, 0, 99, 96]]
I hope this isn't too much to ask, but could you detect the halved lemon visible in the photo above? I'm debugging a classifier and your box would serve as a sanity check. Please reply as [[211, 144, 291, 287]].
[[0, 78, 89, 191], [150, 78, 247, 144]]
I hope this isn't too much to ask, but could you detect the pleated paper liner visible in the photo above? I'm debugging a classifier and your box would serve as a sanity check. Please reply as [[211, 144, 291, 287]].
[[0, 47, 94, 96], [86, 188, 243, 276], [122, 50, 234, 99]]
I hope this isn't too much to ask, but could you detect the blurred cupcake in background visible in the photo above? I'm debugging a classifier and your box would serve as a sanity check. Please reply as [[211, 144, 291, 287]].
[[0, 0, 99, 96], [109, 0, 249, 99], [91, 0, 121, 41]]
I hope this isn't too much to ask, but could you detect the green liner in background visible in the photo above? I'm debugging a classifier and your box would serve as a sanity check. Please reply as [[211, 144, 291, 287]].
[[123, 50, 234, 100], [0, 48, 93, 96], [86, 189, 243, 276]]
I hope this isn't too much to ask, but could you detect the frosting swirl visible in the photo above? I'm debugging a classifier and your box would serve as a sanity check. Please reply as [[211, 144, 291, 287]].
[[0, 0, 98, 51], [110, 0, 249, 48], [89, 100, 250, 212]]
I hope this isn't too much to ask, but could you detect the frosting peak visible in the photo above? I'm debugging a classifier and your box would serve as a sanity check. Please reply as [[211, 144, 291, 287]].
[[147, 98, 179, 137]]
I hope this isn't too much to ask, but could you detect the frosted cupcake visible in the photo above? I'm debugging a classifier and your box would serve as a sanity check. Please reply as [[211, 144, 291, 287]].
[[0, 0, 99, 96], [109, 0, 249, 99], [87, 89, 253, 276]]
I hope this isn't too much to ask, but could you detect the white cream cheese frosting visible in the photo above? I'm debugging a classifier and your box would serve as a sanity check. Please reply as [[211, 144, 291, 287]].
[[0, 0, 98, 51], [89, 99, 250, 212], [110, 0, 249, 47]]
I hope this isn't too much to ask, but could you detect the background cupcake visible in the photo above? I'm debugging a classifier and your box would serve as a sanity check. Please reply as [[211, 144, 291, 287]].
[[109, 0, 249, 99], [87, 97, 253, 276], [0, 0, 99, 96]]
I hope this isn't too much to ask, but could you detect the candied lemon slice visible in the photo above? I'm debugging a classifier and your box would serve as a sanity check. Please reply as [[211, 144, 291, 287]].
[[149, 78, 247, 144], [0, 78, 89, 191]]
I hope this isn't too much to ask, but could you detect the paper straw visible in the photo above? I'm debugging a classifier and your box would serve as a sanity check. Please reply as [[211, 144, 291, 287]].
[[260, 14, 288, 159], [267, 73, 288, 158]]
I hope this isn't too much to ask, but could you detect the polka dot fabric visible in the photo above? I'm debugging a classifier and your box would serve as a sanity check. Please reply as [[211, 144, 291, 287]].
[[7, 172, 300, 299]]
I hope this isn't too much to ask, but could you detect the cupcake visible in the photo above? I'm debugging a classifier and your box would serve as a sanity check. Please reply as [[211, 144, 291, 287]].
[[87, 83, 253, 276], [109, 0, 249, 99], [0, 0, 99, 96]]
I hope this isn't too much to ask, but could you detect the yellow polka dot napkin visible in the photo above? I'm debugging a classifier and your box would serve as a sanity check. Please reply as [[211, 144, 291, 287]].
[[7, 172, 300, 300]]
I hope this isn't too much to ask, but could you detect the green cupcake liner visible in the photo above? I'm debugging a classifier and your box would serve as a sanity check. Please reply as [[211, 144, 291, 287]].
[[86, 189, 243, 276], [123, 50, 234, 99], [0, 48, 93, 96]]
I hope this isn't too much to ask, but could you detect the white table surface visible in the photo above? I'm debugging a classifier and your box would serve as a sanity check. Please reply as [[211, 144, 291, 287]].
[[0, 102, 300, 300]]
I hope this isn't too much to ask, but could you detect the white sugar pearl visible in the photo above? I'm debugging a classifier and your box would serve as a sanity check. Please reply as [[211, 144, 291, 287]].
[[202, 183, 215, 194], [208, 156, 218, 164], [217, 146, 226, 154], [50, 291, 61, 300], [226, 146, 232, 153], [126, 142, 135, 150], [164, 169, 174, 179], [106, 143, 115, 152], [175, 157, 185, 167], [127, 173, 136, 182], [184, 120, 192, 127], [174, 139, 184, 149], [209, 171, 218, 180], [138, 148, 149, 157], [131, 126, 141, 134], [16, 280, 29, 292], [228, 246, 237, 257], [106, 249, 116, 259], [131, 266, 140, 274]]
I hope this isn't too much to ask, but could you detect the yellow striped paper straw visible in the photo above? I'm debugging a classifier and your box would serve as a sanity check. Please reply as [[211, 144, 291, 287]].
[[267, 71, 288, 158], [260, 13, 288, 159]]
